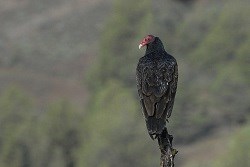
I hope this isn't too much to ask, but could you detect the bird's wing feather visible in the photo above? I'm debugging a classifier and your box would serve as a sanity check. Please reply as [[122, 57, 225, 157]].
[[136, 58, 149, 118], [163, 61, 178, 118]]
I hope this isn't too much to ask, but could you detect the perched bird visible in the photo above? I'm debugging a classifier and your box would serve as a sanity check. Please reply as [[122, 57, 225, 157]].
[[136, 35, 178, 139]]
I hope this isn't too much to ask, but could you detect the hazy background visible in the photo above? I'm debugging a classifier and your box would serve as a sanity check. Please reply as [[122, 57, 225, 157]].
[[0, 0, 249, 166]]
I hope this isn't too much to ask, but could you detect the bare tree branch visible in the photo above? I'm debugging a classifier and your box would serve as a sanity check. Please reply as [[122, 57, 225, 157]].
[[157, 128, 178, 167]]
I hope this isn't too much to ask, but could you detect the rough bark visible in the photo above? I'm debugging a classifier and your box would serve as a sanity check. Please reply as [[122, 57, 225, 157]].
[[157, 128, 178, 167]]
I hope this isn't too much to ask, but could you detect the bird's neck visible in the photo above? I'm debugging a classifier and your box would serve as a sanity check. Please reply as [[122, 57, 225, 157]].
[[145, 40, 165, 55]]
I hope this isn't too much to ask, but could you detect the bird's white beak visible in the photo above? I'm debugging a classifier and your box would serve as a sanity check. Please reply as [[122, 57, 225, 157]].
[[139, 44, 143, 49]]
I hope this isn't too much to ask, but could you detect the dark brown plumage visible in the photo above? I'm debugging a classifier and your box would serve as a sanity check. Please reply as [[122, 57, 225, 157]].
[[136, 35, 178, 139]]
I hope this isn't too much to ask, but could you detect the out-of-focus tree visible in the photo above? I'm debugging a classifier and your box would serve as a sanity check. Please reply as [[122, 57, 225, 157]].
[[0, 87, 34, 167], [78, 80, 158, 167], [83, 1, 160, 166], [86, 0, 152, 90], [0, 86, 82, 167], [189, 0, 250, 123], [36, 100, 81, 167], [169, 0, 250, 142]]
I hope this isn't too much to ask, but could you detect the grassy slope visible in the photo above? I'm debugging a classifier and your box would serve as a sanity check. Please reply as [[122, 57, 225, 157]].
[[0, 0, 112, 106], [177, 126, 237, 167]]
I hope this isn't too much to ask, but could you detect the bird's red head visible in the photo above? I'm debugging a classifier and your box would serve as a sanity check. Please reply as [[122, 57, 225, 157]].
[[139, 35, 155, 49]]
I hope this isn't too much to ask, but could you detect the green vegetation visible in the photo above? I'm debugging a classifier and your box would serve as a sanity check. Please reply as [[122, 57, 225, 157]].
[[0, 87, 82, 167], [0, 0, 249, 166], [86, 0, 153, 90], [78, 80, 158, 167], [212, 124, 250, 167], [0, 87, 33, 167]]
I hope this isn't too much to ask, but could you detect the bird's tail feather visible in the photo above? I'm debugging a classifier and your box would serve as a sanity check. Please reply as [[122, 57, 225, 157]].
[[146, 116, 166, 140]]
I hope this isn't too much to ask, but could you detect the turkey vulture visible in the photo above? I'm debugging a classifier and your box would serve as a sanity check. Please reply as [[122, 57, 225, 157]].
[[136, 35, 178, 139]]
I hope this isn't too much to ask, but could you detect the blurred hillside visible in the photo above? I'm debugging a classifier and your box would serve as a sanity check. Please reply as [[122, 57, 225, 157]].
[[0, 0, 250, 167], [0, 0, 112, 106]]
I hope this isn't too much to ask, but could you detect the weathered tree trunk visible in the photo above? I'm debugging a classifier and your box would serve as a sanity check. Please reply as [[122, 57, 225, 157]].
[[157, 128, 178, 167]]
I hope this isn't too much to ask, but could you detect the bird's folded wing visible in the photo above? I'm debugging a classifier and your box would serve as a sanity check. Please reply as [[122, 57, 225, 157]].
[[164, 62, 178, 118]]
